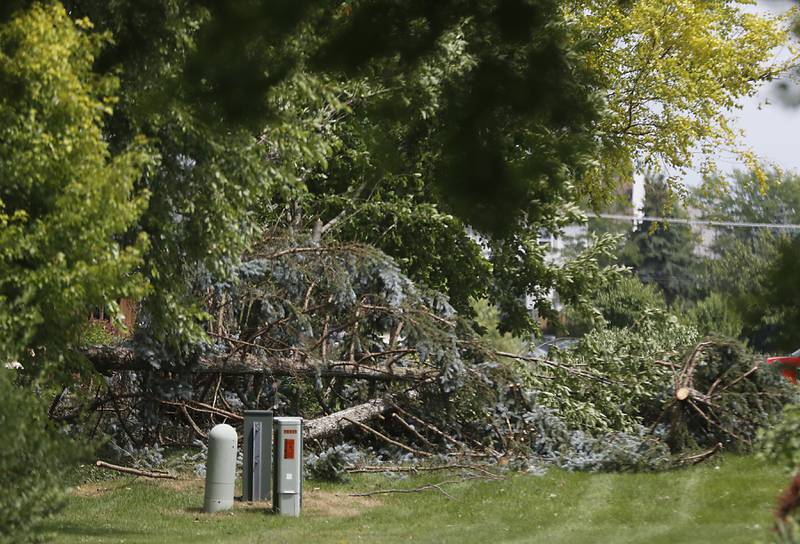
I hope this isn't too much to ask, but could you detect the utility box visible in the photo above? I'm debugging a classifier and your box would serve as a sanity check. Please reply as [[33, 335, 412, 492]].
[[273, 417, 303, 517], [203, 423, 237, 513], [242, 410, 273, 502]]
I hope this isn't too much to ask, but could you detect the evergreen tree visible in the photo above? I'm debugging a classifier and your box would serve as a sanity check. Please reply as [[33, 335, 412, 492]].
[[620, 175, 701, 303]]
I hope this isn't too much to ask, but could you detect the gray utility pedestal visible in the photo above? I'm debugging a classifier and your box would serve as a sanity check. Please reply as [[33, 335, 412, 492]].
[[242, 410, 273, 502], [273, 417, 303, 517]]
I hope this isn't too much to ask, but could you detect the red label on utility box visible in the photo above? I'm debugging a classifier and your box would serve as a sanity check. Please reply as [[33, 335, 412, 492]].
[[284, 439, 295, 459]]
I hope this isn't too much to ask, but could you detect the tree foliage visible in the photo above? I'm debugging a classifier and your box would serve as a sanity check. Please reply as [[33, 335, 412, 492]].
[[697, 169, 800, 350], [685, 293, 743, 339], [0, 2, 148, 375], [620, 175, 701, 303], [758, 236, 800, 352], [546, 311, 698, 432], [570, 0, 793, 193], [565, 273, 667, 335], [0, 2, 794, 507], [0, 370, 84, 544]]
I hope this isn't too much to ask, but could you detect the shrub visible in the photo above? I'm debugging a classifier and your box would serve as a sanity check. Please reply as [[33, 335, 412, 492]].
[[686, 293, 743, 339], [760, 403, 800, 472], [0, 372, 84, 543], [565, 274, 667, 335], [305, 443, 361, 481]]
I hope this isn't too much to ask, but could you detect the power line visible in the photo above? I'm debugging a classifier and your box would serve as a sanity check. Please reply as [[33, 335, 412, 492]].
[[592, 213, 800, 231]]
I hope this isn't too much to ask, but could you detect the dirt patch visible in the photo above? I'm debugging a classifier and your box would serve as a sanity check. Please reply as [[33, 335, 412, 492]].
[[76, 477, 379, 519], [193, 489, 380, 518], [303, 489, 381, 518], [73, 476, 203, 498], [152, 477, 204, 493]]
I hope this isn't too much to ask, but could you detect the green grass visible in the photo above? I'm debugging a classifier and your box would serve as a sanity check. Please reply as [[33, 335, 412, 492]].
[[43, 456, 789, 544]]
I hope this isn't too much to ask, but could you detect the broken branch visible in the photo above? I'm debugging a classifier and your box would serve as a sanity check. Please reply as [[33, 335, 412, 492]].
[[94, 460, 178, 480]]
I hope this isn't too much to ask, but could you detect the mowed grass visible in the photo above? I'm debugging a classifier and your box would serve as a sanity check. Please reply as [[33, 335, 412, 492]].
[[44, 455, 788, 544]]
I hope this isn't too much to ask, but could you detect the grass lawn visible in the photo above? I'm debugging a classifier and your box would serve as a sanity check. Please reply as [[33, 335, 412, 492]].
[[43, 455, 789, 544]]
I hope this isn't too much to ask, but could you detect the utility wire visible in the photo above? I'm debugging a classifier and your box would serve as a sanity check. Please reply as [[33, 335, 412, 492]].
[[592, 213, 800, 231]]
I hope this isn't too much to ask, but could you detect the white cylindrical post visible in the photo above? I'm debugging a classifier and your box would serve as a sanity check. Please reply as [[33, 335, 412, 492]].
[[203, 423, 238, 513]]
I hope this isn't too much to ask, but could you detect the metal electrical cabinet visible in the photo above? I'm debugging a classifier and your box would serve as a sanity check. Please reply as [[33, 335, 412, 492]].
[[242, 410, 273, 502], [273, 417, 303, 517]]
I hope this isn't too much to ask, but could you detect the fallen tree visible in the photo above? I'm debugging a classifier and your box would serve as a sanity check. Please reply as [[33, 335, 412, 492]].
[[82, 345, 432, 382], [657, 339, 791, 452], [63, 240, 790, 477]]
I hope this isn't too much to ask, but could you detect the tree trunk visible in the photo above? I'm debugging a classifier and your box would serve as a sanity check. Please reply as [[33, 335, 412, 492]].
[[305, 397, 392, 440], [82, 345, 429, 382]]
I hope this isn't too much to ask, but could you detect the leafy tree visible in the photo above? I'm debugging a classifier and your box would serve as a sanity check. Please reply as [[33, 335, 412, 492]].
[[570, 0, 793, 195], [0, 4, 139, 536], [760, 403, 800, 473], [57, 0, 276, 356], [696, 169, 800, 350], [46, 0, 608, 351], [698, 169, 800, 247], [565, 274, 667, 335], [0, 2, 148, 376], [290, 0, 790, 333], [758, 236, 800, 352], [701, 230, 784, 350], [685, 292, 743, 339], [698, 169, 800, 278], [44, 0, 789, 350], [472, 298, 528, 355]]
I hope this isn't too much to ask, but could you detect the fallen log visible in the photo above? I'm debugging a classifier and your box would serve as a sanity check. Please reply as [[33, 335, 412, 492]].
[[305, 397, 393, 441], [82, 345, 431, 382], [342, 417, 432, 457]]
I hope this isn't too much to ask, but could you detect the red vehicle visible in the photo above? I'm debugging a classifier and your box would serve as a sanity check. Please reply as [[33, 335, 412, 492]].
[[767, 349, 800, 384]]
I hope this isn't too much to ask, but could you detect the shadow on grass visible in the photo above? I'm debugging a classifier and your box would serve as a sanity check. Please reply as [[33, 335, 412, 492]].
[[39, 522, 144, 539], [183, 503, 275, 515]]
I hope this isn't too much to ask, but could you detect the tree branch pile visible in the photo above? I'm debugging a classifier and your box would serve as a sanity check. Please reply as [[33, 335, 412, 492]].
[[61, 239, 791, 474], [660, 339, 792, 452]]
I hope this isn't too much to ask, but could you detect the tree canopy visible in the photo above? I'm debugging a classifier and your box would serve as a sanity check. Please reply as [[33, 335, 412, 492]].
[[571, 0, 793, 193], [1, 0, 792, 366]]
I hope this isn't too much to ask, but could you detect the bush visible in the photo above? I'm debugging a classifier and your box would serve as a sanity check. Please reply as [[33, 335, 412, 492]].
[[686, 293, 743, 339], [565, 274, 667, 335], [760, 403, 800, 472], [0, 372, 83, 543]]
